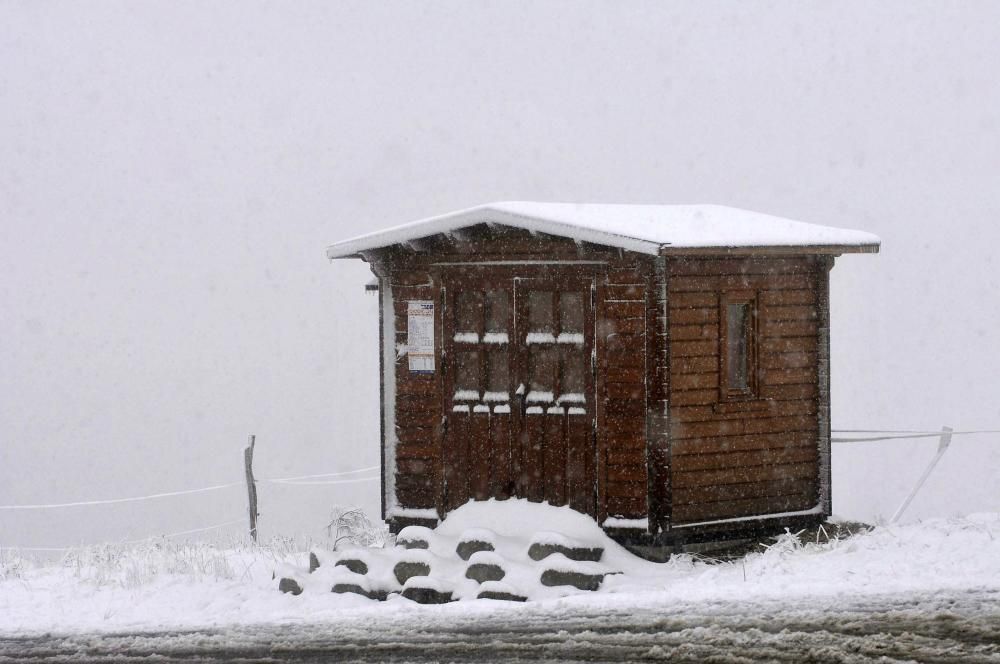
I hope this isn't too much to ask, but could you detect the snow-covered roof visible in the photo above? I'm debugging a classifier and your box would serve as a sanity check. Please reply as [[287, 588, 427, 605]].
[[326, 202, 880, 259]]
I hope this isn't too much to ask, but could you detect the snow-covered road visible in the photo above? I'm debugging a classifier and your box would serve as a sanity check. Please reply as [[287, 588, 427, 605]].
[[3, 589, 998, 663]]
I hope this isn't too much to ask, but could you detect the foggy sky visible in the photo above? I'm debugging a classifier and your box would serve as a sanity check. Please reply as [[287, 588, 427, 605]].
[[2, 1, 999, 549]]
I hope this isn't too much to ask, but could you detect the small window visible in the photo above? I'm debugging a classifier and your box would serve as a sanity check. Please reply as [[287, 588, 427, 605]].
[[726, 303, 750, 390], [721, 293, 757, 399]]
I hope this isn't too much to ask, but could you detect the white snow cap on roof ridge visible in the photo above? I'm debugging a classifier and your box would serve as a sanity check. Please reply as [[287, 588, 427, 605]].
[[326, 201, 881, 259]]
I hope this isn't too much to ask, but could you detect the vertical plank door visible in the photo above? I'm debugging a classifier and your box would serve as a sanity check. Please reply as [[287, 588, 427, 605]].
[[514, 276, 596, 517], [442, 281, 515, 511]]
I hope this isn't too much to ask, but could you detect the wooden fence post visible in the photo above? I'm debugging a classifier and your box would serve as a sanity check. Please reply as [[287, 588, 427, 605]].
[[890, 426, 953, 524], [244, 434, 259, 542]]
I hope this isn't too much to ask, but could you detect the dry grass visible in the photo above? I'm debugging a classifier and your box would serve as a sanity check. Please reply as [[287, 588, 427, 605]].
[[678, 519, 874, 563], [795, 520, 872, 546], [1, 506, 391, 590]]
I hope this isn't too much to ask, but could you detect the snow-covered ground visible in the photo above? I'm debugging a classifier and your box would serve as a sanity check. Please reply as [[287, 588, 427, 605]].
[[4, 589, 997, 662], [2, 511, 998, 641]]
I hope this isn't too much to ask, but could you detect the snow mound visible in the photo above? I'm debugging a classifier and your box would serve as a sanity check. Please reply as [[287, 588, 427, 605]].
[[538, 553, 607, 576], [436, 499, 607, 540], [1, 512, 998, 632], [466, 550, 505, 567], [477, 580, 518, 596], [285, 499, 668, 603], [325, 567, 371, 592], [530, 530, 590, 549], [402, 575, 449, 593], [457, 528, 497, 544]]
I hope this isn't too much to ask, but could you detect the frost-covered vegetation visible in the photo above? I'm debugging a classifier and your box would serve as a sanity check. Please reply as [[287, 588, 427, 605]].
[[325, 505, 390, 550], [0, 505, 392, 596], [2, 537, 290, 588]]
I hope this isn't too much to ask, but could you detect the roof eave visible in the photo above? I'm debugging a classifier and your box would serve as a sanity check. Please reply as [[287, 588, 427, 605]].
[[328, 242, 881, 261], [658, 242, 880, 257], [481, 208, 662, 256], [324, 206, 665, 260], [326, 249, 364, 260]]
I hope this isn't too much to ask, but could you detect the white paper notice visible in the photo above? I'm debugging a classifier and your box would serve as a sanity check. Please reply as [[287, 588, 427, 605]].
[[406, 300, 435, 373]]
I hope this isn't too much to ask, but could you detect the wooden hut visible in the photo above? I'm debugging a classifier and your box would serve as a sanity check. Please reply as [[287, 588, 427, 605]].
[[327, 202, 879, 546]]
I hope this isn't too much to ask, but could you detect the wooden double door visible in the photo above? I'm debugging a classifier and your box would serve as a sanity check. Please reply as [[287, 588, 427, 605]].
[[442, 272, 597, 516]]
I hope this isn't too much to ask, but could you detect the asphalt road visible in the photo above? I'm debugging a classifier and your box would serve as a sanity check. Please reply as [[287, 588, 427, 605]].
[[2, 589, 999, 663]]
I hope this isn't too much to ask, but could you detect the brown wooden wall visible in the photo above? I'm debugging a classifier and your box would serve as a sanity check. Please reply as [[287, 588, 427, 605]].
[[596, 263, 653, 522], [374, 231, 829, 534], [666, 256, 823, 525], [373, 227, 657, 526], [387, 268, 442, 513]]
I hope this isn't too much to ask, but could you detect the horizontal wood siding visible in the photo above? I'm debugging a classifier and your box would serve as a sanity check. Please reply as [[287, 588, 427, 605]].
[[667, 257, 821, 525]]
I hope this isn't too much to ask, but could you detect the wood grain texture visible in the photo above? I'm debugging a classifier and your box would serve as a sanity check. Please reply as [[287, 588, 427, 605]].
[[673, 477, 817, 506], [671, 445, 817, 473], [672, 492, 815, 523], [665, 256, 822, 528], [672, 461, 817, 489], [671, 430, 818, 456]]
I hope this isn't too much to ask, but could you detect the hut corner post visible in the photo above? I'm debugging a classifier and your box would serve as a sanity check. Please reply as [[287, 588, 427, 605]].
[[244, 434, 259, 542], [647, 255, 671, 535], [817, 256, 834, 517]]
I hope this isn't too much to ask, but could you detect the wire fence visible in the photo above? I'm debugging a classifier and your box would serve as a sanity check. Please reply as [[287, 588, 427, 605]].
[[2, 428, 996, 550], [0, 466, 382, 511], [832, 429, 1000, 443], [0, 459, 380, 552], [0, 482, 245, 511], [7, 519, 249, 552], [265, 465, 380, 486]]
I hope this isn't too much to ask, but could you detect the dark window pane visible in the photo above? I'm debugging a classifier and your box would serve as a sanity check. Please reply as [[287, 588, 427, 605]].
[[485, 290, 509, 333], [560, 348, 586, 395], [528, 291, 554, 333], [528, 347, 556, 395], [455, 350, 480, 393], [487, 350, 509, 394], [455, 291, 482, 334], [726, 303, 750, 391], [559, 292, 584, 333]]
